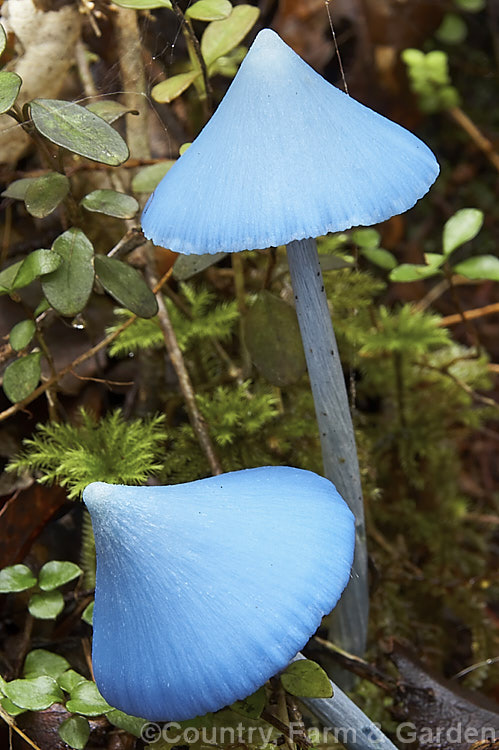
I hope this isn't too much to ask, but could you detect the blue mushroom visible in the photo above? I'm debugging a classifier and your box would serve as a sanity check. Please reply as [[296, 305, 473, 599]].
[[141, 29, 439, 660], [83, 466, 354, 720], [142, 28, 439, 253]]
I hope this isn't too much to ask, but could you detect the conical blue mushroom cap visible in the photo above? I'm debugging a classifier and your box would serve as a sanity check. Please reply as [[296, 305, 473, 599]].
[[142, 28, 439, 255], [83, 466, 354, 721]]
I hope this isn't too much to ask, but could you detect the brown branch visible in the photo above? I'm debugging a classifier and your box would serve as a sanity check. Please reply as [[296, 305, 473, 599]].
[[0, 703, 43, 750], [107, 227, 146, 259], [448, 106, 499, 174], [421, 362, 499, 412], [444, 265, 480, 349], [313, 636, 396, 692], [439, 301, 499, 327], [169, 0, 213, 115], [0, 269, 174, 424], [147, 263, 223, 477]]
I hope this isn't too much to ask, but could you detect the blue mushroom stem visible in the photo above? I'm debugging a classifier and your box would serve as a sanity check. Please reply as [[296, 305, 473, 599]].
[[293, 654, 398, 750], [286, 238, 369, 660]]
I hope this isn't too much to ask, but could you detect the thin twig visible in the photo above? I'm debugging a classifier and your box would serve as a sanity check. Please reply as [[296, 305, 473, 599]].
[[162, 284, 241, 378], [325, 0, 349, 95], [0, 704, 42, 750], [107, 227, 146, 259], [444, 265, 480, 349], [416, 275, 474, 312], [0, 269, 174, 424], [75, 39, 98, 99], [421, 362, 499, 411], [147, 262, 223, 476], [34, 327, 59, 422], [314, 636, 396, 692], [439, 302, 499, 327], [448, 106, 499, 174], [169, 0, 213, 115], [70, 371, 134, 387]]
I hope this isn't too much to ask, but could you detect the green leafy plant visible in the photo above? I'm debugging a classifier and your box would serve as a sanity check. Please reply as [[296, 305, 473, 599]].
[[108, 282, 239, 357], [435, 0, 486, 46], [0, 645, 145, 748], [8, 409, 167, 499], [390, 208, 499, 283], [0, 560, 82, 620], [402, 47, 460, 112]]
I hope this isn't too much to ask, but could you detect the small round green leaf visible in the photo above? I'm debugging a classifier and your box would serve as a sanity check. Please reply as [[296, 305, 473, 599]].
[[42, 229, 95, 316], [0, 71, 22, 114], [443, 208, 484, 256], [81, 601, 94, 626], [57, 670, 87, 694], [352, 228, 380, 249], [107, 709, 146, 737], [86, 100, 136, 124], [58, 715, 91, 750], [360, 247, 397, 270], [15, 249, 62, 292], [0, 250, 62, 295], [201, 5, 259, 66], [2, 177, 38, 200], [9, 319, 36, 351], [281, 660, 333, 699], [39, 560, 83, 591], [186, 0, 233, 22], [111, 0, 172, 7], [173, 251, 227, 281], [0, 564, 36, 593], [436, 13, 467, 45], [453, 254, 499, 282], [3, 676, 64, 711], [28, 590, 64, 620], [66, 680, 111, 716], [389, 263, 441, 282], [3, 352, 42, 403], [152, 70, 201, 103], [24, 650, 71, 679], [81, 189, 139, 219], [131, 160, 175, 193], [243, 290, 306, 386], [231, 687, 266, 718], [30, 99, 129, 166], [24, 173, 69, 218], [34, 298, 50, 317], [209, 43, 245, 77], [1, 696, 26, 716], [424, 252, 445, 269], [94, 255, 158, 318]]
